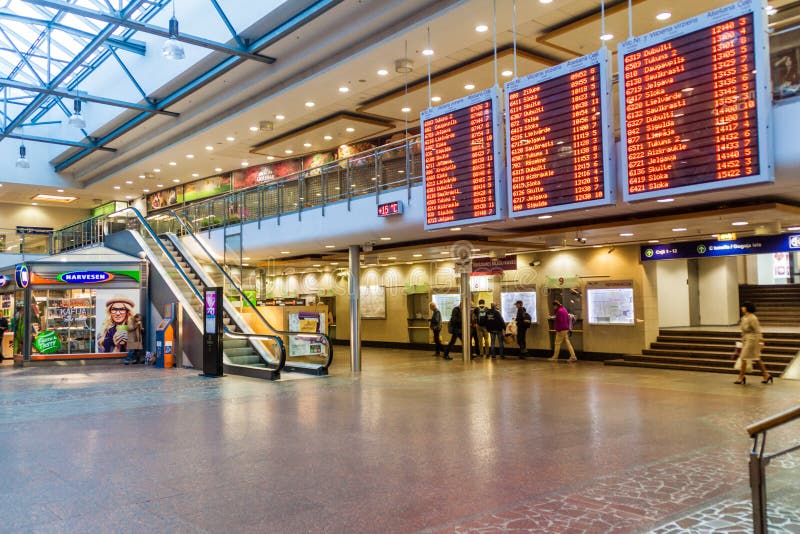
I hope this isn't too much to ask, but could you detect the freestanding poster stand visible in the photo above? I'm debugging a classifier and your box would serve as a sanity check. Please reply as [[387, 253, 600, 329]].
[[201, 287, 223, 377]]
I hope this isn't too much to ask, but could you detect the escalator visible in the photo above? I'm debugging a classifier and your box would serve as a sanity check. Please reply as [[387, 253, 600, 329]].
[[102, 209, 283, 380], [155, 210, 333, 376]]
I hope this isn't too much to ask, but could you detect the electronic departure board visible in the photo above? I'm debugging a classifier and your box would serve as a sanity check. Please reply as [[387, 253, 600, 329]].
[[422, 87, 504, 230], [618, 0, 772, 202], [505, 50, 615, 217]]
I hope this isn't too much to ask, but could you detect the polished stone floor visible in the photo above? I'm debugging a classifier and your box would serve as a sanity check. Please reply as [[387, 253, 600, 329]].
[[0, 350, 798, 533]]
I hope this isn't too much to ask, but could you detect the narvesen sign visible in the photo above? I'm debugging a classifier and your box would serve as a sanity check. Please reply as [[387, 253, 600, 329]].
[[641, 234, 800, 262], [57, 271, 114, 284]]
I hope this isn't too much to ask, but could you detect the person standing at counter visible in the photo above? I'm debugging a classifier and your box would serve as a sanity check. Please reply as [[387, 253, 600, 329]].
[[429, 302, 443, 357], [487, 303, 506, 359], [514, 300, 530, 358], [550, 300, 576, 362]]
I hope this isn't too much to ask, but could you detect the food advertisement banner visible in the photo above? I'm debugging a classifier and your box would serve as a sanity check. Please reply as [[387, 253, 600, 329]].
[[233, 160, 301, 189]]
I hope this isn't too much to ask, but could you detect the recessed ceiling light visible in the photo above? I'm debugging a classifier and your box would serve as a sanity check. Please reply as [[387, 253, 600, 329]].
[[249, 126, 258, 132], [280, 251, 291, 254], [191, 173, 199, 177], [57, 189, 64, 192], [125, 195, 133, 199], [539, 0, 552, 3], [138, 174, 146, 178], [31, 202, 38, 206], [766, 5, 777, 16], [387, 257, 397, 261], [379, 237, 391, 241], [143, 189, 150, 193], [241, 161, 248, 166], [538, 215, 553, 220], [330, 262, 339, 266], [377, 69, 388, 76], [325, 245, 336, 249], [501, 70, 513, 77], [205, 145, 213, 151], [620, 232, 634, 237], [345, 127, 355, 132], [323, 135, 333, 141], [267, 156, 275, 160], [157, 184, 163, 187], [732, 221, 749, 226], [285, 149, 294, 154], [125, 180, 133, 184], [450, 227, 461, 232], [173, 178, 180, 183], [648, 240, 660, 243], [226, 136, 235, 142], [401, 106, 411, 113], [672, 227, 687, 232], [656, 11, 671, 21], [421, 48, 434, 56], [657, 198, 675, 203], [600, 33, 614, 41], [303, 143, 312, 148], [412, 253, 423, 257], [464, 83, 475, 90], [338, 86, 349, 93], [475, 24, 488, 32], [186, 154, 194, 159], [787, 226, 800, 231], [113, 186, 121, 190], [168, 161, 176, 166], [305, 101, 315, 108], [440, 251, 449, 255], [243, 257, 251, 261], [211, 168, 221, 173], [312, 264, 321, 268], [32, 194, 77, 203], [153, 168, 160, 173], [472, 249, 481, 253], [431, 96, 441, 102]]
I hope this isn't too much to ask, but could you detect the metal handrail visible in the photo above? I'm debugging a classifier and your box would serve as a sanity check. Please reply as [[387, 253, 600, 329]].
[[163, 209, 333, 369], [746, 403, 800, 533]]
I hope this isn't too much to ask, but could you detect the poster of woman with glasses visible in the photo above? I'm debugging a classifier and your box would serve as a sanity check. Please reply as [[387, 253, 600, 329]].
[[95, 291, 139, 353]]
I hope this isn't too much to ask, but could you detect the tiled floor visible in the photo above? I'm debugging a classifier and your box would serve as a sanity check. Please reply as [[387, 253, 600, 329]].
[[0, 350, 798, 533]]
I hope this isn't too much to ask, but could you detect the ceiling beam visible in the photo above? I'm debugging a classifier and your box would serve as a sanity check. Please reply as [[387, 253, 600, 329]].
[[0, 12, 147, 55], [5, 132, 117, 151], [0, 77, 179, 117], [25, 0, 277, 64]]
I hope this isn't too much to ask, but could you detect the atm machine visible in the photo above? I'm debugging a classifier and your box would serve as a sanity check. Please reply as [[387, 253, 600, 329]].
[[155, 302, 181, 368]]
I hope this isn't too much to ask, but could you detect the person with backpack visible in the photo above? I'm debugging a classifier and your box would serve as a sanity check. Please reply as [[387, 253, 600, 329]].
[[474, 299, 490, 358], [429, 301, 443, 357], [487, 303, 506, 359], [514, 300, 531, 358], [442, 303, 463, 360], [550, 300, 577, 361]]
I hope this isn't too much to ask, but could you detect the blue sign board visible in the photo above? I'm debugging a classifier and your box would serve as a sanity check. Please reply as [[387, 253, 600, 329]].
[[57, 271, 114, 284], [15, 264, 29, 288], [641, 234, 800, 262]]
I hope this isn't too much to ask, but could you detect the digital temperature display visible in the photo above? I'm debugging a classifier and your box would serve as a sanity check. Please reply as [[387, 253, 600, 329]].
[[421, 87, 505, 230], [618, 0, 772, 201], [505, 49, 615, 217], [377, 200, 403, 217]]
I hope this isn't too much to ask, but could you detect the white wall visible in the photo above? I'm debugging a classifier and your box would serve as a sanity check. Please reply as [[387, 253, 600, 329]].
[[0, 204, 90, 230], [656, 260, 690, 327], [756, 253, 777, 284], [698, 257, 740, 326]]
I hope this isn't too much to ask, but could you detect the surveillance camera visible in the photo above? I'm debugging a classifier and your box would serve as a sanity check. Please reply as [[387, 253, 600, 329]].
[[574, 237, 587, 244], [529, 260, 542, 267]]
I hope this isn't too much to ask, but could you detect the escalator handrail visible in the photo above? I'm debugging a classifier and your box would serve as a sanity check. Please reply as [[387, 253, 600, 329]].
[[222, 325, 286, 370], [163, 209, 333, 369], [112, 207, 286, 370]]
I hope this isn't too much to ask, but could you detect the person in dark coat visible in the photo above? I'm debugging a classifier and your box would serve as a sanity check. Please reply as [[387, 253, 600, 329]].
[[442, 304, 462, 360], [429, 302, 443, 357], [515, 300, 531, 358], [487, 303, 506, 359]]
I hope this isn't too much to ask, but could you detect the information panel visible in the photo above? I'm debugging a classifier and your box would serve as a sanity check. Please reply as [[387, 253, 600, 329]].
[[618, 0, 772, 201], [422, 87, 504, 230], [505, 49, 615, 216]]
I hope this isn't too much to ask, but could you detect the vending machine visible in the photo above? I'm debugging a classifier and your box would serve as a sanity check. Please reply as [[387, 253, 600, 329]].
[[155, 302, 181, 368]]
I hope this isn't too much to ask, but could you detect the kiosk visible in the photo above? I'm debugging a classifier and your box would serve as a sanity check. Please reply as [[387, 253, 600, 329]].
[[155, 302, 180, 368]]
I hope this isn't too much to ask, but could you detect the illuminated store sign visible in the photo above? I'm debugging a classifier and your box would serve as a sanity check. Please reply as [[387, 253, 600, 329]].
[[15, 264, 29, 289], [421, 87, 505, 230], [58, 271, 114, 283], [29, 269, 141, 285], [505, 49, 615, 216], [619, 0, 772, 201]]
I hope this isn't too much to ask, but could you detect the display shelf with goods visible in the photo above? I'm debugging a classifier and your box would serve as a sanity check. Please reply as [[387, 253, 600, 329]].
[[0, 294, 13, 319], [36, 290, 97, 355]]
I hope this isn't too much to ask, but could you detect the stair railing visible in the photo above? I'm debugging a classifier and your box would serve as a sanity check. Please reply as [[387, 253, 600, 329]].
[[163, 209, 333, 369], [746, 404, 800, 533]]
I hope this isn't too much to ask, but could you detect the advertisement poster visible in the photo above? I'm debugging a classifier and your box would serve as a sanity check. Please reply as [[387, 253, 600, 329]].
[[147, 186, 184, 211], [360, 286, 386, 319], [233, 159, 302, 189], [183, 175, 231, 202], [287, 311, 326, 357], [500, 291, 536, 323], [95, 289, 139, 353], [773, 252, 791, 279], [302, 152, 335, 176]]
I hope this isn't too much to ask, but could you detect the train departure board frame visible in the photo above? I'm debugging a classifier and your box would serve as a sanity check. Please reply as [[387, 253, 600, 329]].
[[505, 49, 615, 217], [422, 87, 505, 230], [618, 0, 772, 202]]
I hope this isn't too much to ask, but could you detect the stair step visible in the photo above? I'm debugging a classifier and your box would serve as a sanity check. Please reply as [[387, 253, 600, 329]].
[[223, 339, 249, 349], [225, 347, 256, 357], [625, 354, 786, 371], [604, 359, 776, 376], [651, 342, 798, 355], [226, 354, 263, 365]]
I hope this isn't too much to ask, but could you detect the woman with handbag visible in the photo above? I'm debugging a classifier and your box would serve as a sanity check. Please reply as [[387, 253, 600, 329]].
[[734, 302, 773, 385]]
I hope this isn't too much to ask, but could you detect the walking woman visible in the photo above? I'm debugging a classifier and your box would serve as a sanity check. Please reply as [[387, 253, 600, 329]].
[[734, 302, 773, 385]]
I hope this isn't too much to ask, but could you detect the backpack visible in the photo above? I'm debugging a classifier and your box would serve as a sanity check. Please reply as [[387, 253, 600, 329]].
[[476, 307, 489, 327], [523, 312, 532, 324]]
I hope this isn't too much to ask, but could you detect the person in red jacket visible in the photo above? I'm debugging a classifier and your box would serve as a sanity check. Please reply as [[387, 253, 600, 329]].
[[550, 300, 577, 362]]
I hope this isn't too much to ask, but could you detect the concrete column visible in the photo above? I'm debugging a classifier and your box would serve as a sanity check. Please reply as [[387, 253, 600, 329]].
[[349, 245, 361, 373]]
